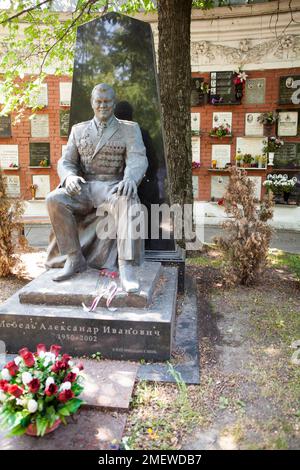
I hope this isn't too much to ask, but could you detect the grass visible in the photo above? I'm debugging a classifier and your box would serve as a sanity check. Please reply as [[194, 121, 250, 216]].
[[122, 365, 200, 450], [268, 249, 300, 280]]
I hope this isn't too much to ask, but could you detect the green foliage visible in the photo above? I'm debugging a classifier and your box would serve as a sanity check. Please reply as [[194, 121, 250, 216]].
[[0, 0, 226, 118]]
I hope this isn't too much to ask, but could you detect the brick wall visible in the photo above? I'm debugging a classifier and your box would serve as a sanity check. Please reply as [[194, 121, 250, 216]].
[[192, 67, 300, 201], [0, 75, 71, 200]]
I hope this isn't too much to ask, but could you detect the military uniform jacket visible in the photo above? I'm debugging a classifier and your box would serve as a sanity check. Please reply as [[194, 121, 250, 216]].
[[58, 115, 148, 186]]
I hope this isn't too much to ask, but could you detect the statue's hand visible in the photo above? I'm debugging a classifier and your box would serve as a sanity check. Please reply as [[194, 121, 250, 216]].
[[65, 175, 86, 196], [112, 179, 137, 197]]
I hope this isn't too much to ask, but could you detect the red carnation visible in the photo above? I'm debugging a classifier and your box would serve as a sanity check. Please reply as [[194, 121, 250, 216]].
[[58, 389, 74, 403], [62, 354, 71, 363], [5, 361, 18, 376], [50, 344, 62, 357], [37, 343, 47, 355], [19, 347, 29, 358], [22, 351, 35, 368], [28, 378, 40, 393], [64, 372, 76, 383], [51, 360, 68, 373], [45, 383, 58, 396], [0, 380, 9, 392], [7, 384, 23, 398]]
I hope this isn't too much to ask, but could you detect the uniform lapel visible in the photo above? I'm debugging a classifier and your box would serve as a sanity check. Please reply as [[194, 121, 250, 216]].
[[91, 116, 120, 159]]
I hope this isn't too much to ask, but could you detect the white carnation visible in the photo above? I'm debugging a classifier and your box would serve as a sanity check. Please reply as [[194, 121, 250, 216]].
[[16, 398, 25, 407], [68, 360, 74, 367], [27, 399, 38, 413], [71, 367, 80, 375], [22, 372, 33, 385], [59, 381, 71, 391], [1, 368, 11, 381], [0, 390, 6, 402], [14, 356, 22, 366], [38, 350, 46, 358], [45, 377, 55, 388], [44, 352, 56, 367]]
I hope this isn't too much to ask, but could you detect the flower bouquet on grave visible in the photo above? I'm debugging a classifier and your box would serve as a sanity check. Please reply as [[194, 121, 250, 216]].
[[233, 69, 248, 101], [209, 123, 231, 138], [0, 344, 84, 437], [263, 174, 297, 196]]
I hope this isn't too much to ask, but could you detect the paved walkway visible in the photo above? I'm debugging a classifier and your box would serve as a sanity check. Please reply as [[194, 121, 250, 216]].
[[25, 224, 300, 254]]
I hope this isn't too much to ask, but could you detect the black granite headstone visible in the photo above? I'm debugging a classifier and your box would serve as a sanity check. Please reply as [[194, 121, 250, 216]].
[[210, 71, 241, 105], [279, 75, 300, 105], [29, 142, 50, 166], [274, 142, 300, 169], [69, 12, 173, 251], [0, 115, 11, 137]]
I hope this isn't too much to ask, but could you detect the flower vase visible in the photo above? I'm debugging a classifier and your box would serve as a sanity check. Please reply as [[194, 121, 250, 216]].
[[268, 152, 274, 166], [283, 192, 290, 204], [31, 188, 37, 200], [25, 418, 61, 436], [263, 124, 273, 137]]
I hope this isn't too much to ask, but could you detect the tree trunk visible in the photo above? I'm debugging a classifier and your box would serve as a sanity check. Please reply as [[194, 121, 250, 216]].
[[157, 0, 193, 211]]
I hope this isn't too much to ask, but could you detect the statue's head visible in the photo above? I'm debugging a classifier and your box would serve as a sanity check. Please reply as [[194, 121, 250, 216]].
[[91, 83, 115, 123]]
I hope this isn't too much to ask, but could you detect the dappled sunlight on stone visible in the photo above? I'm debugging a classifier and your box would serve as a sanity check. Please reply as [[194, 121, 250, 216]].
[[19, 251, 47, 279]]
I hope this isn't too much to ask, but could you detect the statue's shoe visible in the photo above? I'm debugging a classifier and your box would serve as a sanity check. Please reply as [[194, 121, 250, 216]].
[[119, 262, 139, 293], [52, 254, 87, 282]]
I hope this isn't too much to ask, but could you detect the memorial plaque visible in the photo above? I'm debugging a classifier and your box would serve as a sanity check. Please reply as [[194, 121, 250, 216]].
[[29, 83, 48, 107], [245, 113, 263, 136], [0, 144, 18, 168], [211, 175, 229, 199], [0, 115, 11, 137], [192, 175, 199, 199], [279, 75, 300, 105], [210, 71, 240, 105], [274, 142, 300, 169], [247, 176, 262, 200], [236, 137, 264, 156], [30, 114, 49, 138], [277, 111, 299, 137], [3, 175, 20, 197], [244, 78, 265, 104], [191, 78, 204, 107], [191, 112, 200, 135], [29, 142, 50, 167], [70, 12, 172, 251], [192, 137, 200, 163], [60, 109, 70, 137], [32, 174, 50, 199], [211, 144, 231, 168], [212, 112, 232, 132], [59, 82, 72, 106]]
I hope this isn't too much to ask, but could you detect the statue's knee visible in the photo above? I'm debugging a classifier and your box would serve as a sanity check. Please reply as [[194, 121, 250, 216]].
[[46, 190, 62, 207]]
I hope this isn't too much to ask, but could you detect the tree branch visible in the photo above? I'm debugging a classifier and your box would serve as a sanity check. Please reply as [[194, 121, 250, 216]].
[[0, 0, 53, 25]]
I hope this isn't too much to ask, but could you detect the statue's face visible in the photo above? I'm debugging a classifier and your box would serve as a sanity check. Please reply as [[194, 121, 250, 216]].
[[92, 89, 115, 123]]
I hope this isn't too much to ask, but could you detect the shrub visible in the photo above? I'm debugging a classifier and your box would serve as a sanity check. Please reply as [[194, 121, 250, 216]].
[[0, 170, 24, 277], [215, 166, 274, 286]]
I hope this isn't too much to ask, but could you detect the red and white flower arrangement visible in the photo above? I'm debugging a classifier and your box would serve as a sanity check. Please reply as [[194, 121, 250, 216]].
[[0, 344, 84, 436]]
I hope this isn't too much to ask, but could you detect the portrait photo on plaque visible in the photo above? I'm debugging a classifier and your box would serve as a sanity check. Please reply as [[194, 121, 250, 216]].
[[279, 75, 300, 105], [277, 111, 299, 137], [244, 79, 265, 104], [245, 113, 263, 136]]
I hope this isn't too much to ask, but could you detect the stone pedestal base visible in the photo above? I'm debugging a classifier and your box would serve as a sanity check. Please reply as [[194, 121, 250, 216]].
[[0, 264, 177, 361]]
